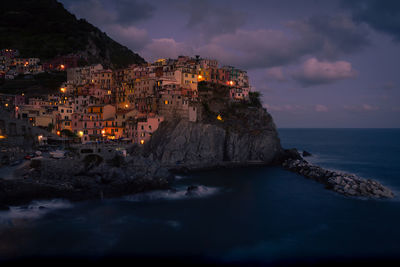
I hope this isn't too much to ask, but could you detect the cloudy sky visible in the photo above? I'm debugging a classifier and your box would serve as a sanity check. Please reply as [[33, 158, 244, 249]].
[[59, 0, 400, 128]]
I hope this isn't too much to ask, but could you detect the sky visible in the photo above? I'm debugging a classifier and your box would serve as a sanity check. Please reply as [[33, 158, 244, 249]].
[[59, 0, 400, 128]]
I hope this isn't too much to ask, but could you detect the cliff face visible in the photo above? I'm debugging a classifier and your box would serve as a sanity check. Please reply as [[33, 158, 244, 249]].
[[144, 106, 283, 169]]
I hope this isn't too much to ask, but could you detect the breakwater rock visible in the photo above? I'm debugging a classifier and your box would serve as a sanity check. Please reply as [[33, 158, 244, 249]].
[[282, 158, 394, 199]]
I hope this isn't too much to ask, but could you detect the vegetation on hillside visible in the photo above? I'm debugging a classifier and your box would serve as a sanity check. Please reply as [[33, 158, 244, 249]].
[[0, 72, 66, 96], [198, 81, 266, 131], [0, 0, 145, 68]]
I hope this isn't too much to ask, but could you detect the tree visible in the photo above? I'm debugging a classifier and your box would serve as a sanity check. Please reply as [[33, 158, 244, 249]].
[[47, 123, 54, 132], [249, 92, 262, 108], [61, 129, 74, 138]]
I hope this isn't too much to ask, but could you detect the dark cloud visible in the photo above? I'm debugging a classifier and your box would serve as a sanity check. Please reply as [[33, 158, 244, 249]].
[[60, 0, 154, 51], [190, 15, 369, 70], [112, 0, 155, 26], [60, 0, 155, 27], [342, 0, 400, 41], [184, 0, 247, 39], [286, 14, 370, 59]]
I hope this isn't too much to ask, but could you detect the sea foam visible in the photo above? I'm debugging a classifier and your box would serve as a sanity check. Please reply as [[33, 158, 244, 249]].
[[0, 199, 73, 225], [124, 185, 219, 202]]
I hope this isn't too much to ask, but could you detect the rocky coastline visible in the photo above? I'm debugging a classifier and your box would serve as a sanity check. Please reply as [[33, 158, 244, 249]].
[[282, 157, 394, 199], [0, 155, 171, 207], [0, 105, 395, 208]]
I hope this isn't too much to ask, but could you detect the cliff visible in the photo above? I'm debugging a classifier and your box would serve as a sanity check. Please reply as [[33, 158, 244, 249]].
[[0, 0, 145, 68], [143, 97, 284, 170]]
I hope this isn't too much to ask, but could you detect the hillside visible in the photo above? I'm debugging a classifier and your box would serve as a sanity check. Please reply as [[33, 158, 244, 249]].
[[0, 0, 145, 68]]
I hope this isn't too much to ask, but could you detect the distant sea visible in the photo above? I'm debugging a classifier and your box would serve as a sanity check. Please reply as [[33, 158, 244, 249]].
[[1, 129, 400, 264]]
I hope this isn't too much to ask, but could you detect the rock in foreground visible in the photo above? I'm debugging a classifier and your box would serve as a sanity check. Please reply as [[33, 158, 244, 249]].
[[0, 155, 171, 206], [282, 158, 394, 199]]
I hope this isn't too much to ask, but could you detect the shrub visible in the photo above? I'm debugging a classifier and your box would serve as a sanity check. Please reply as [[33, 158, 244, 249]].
[[249, 92, 262, 107], [83, 154, 103, 170]]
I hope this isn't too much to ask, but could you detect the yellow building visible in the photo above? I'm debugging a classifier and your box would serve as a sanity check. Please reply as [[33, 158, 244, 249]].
[[87, 104, 115, 120], [181, 71, 198, 91], [198, 68, 211, 82], [103, 119, 124, 140]]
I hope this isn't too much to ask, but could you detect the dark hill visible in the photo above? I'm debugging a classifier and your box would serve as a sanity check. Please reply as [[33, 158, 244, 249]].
[[0, 0, 145, 68]]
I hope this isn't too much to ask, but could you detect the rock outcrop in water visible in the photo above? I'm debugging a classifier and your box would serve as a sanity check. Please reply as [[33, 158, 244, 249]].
[[282, 158, 394, 199]]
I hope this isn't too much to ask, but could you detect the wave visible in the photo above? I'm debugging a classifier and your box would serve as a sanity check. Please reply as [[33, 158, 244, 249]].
[[124, 185, 219, 202], [0, 199, 73, 224], [174, 175, 187, 180]]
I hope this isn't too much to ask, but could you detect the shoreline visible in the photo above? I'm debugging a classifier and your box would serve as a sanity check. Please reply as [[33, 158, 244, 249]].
[[0, 149, 395, 209]]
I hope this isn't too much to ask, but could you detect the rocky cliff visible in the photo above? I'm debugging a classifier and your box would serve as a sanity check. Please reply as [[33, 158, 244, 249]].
[[143, 105, 284, 170]]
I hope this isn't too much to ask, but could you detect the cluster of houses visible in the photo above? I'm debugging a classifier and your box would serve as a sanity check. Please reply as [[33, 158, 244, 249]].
[[0, 48, 79, 80], [0, 54, 251, 145]]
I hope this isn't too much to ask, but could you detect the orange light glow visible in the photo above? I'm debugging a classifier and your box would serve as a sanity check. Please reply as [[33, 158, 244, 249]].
[[140, 139, 145, 145], [60, 64, 65, 70], [60, 87, 66, 93], [57, 131, 61, 136]]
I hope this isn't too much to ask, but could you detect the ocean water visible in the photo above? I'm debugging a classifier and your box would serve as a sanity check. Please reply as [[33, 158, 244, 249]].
[[0, 129, 400, 264]]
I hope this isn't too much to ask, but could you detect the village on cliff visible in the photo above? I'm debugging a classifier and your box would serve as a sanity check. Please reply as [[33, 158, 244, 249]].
[[0, 48, 251, 149]]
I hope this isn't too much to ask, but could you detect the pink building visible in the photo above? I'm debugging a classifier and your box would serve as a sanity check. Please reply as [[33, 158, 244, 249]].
[[128, 115, 164, 145], [72, 113, 104, 143]]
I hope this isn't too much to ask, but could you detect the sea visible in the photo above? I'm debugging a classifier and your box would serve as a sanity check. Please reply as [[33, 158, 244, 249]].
[[1, 128, 400, 265]]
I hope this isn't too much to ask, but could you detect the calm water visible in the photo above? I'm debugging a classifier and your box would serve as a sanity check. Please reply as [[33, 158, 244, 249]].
[[1, 129, 400, 264]]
